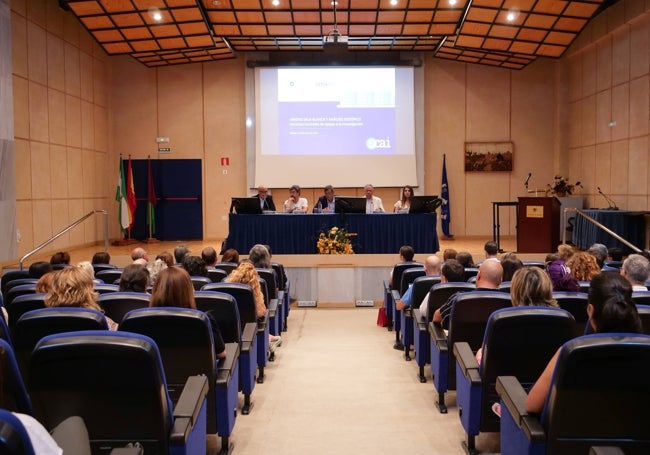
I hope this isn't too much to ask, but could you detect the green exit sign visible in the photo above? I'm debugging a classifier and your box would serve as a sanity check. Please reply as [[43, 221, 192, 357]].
[[158, 147, 171, 153]]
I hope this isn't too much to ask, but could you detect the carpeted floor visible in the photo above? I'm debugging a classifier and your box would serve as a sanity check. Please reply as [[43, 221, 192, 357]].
[[209, 307, 500, 455]]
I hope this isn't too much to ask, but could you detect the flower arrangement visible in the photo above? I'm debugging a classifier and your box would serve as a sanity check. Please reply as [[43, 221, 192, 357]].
[[317, 226, 355, 254], [546, 175, 582, 196]]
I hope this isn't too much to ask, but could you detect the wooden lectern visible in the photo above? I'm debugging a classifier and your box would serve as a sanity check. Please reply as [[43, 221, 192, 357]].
[[517, 197, 561, 253]]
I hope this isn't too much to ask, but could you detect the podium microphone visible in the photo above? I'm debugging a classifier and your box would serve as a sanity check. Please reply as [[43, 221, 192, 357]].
[[524, 172, 532, 189], [597, 186, 618, 210]]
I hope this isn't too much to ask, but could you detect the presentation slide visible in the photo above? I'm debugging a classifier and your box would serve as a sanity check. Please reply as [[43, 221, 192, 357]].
[[254, 66, 417, 188]]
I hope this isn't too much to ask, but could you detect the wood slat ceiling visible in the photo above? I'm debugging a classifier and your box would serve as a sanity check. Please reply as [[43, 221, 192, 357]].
[[62, 0, 614, 69]]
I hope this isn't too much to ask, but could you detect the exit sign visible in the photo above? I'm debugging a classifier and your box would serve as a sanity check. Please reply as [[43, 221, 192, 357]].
[[158, 147, 171, 153]]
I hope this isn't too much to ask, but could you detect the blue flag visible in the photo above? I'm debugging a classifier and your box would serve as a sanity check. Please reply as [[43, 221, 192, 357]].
[[441, 154, 453, 238]]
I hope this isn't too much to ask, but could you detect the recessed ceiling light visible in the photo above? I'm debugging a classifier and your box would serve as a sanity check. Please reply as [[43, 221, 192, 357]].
[[506, 8, 519, 22], [506, 12, 515, 21], [390, 0, 398, 5], [331, 1, 338, 5], [449, 0, 457, 5], [272, 0, 279, 5]]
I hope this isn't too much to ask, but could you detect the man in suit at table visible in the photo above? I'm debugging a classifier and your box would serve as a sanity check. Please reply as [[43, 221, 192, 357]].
[[255, 185, 276, 212], [313, 185, 336, 213], [364, 184, 385, 213]]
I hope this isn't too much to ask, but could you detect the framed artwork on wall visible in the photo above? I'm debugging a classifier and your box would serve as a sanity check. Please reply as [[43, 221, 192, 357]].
[[464, 142, 513, 172]]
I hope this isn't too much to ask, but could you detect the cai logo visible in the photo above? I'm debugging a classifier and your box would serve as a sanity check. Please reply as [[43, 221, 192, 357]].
[[365, 137, 392, 150]]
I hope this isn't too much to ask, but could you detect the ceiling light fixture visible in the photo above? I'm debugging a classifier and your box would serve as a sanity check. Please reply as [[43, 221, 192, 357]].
[[390, 0, 398, 5], [506, 9, 518, 22], [325, 0, 347, 43], [148, 7, 163, 21], [449, 0, 457, 5], [272, 0, 279, 5]]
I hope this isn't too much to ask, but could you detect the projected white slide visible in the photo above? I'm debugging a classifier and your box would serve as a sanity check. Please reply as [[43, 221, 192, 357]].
[[254, 66, 417, 188]]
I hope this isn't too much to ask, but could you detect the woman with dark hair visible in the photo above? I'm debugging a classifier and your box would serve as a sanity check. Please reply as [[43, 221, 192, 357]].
[[501, 257, 524, 282], [526, 272, 642, 413], [221, 249, 240, 264], [393, 185, 414, 213], [50, 251, 70, 265], [119, 264, 150, 293], [182, 255, 209, 277], [150, 267, 226, 359], [91, 251, 111, 265], [456, 252, 475, 268]]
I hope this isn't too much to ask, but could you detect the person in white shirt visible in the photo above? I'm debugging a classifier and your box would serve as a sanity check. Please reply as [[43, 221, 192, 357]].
[[283, 185, 309, 213], [621, 253, 650, 291], [364, 184, 385, 213]]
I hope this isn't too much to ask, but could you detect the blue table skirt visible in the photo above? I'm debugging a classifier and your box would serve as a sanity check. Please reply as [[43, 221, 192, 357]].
[[224, 213, 440, 255], [572, 210, 646, 253]]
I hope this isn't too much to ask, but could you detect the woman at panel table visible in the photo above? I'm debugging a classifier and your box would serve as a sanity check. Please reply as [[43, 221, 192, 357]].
[[283, 185, 309, 213], [393, 185, 414, 213]]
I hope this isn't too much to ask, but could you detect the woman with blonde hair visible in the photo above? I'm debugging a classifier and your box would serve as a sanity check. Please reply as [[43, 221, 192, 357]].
[[226, 261, 282, 350], [45, 267, 118, 330], [150, 267, 226, 359], [510, 267, 558, 308]]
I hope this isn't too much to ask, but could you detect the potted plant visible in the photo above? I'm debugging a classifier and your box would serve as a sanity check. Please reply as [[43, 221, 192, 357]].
[[546, 175, 582, 197]]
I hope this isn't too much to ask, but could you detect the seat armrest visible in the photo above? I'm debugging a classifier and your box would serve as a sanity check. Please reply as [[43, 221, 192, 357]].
[[391, 289, 401, 303], [277, 290, 284, 302], [496, 376, 545, 442], [217, 343, 239, 372], [428, 321, 447, 349], [242, 322, 257, 344], [454, 342, 480, 384], [268, 298, 278, 316], [589, 448, 626, 455], [413, 308, 427, 331], [257, 312, 268, 331], [170, 375, 209, 443], [383, 279, 391, 293]]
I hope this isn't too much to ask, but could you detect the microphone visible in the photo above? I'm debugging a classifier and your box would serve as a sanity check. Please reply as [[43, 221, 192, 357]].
[[597, 187, 618, 210], [524, 172, 532, 188]]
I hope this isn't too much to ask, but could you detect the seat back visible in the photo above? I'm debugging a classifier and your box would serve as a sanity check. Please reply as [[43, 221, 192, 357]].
[[258, 278, 270, 309], [498, 281, 511, 293], [553, 292, 589, 336], [391, 262, 422, 291], [7, 294, 46, 329], [201, 283, 257, 327], [542, 334, 650, 455], [0, 409, 36, 455], [207, 268, 227, 283], [119, 308, 218, 432], [1, 270, 30, 296], [98, 292, 150, 324], [425, 282, 476, 323], [463, 267, 479, 282], [95, 269, 123, 285], [479, 307, 575, 432], [578, 281, 591, 293], [213, 262, 238, 276], [94, 283, 120, 295], [0, 339, 32, 414], [410, 276, 441, 311], [256, 269, 278, 299], [190, 276, 212, 291], [3, 279, 38, 294], [5, 285, 37, 311], [400, 267, 426, 295], [447, 292, 512, 389], [522, 260, 546, 269], [271, 262, 287, 290], [636, 305, 650, 335], [13, 308, 109, 381], [29, 331, 174, 454], [92, 263, 118, 274], [632, 291, 650, 305], [194, 291, 241, 344]]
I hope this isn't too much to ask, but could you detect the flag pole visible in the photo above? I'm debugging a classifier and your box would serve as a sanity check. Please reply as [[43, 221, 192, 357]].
[[146, 155, 159, 243]]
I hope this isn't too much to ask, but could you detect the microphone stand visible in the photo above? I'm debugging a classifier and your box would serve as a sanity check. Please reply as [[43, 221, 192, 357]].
[[597, 187, 618, 210]]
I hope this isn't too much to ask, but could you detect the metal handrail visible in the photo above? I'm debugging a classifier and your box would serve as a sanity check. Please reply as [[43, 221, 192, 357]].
[[562, 207, 642, 253], [19, 210, 109, 270]]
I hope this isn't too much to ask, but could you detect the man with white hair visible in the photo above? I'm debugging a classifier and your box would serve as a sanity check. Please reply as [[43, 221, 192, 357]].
[[621, 254, 650, 291]]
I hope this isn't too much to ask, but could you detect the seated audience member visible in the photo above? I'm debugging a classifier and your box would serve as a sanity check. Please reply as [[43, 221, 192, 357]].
[[249, 244, 272, 269], [587, 242, 608, 269], [419, 258, 465, 319], [443, 249, 458, 261], [77, 261, 95, 279], [557, 243, 575, 262], [182, 255, 209, 277], [255, 185, 276, 212], [91, 251, 111, 265], [155, 251, 174, 268], [221, 248, 240, 264], [313, 185, 336, 213], [28, 261, 52, 279], [263, 244, 287, 289], [546, 259, 580, 292], [525, 272, 642, 413], [147, 259, 168, 287], [393, 185, 414, 213], [456, 251, 475, 268], [130, 247, 148, 263], [545, 253, 560, 264], [50, 251, 70, 265], [201, 247, 218, 267], [364, 183, 385, 213], [501, 257, 524, 282], [567, 251, 600, 281], [433, 260, 503, 329], [607, 246, 624, 262], [388, 245, 415, 287], [150, 267, 226, 359], [510, 267, 558, 308], [225, 261, 282, 351], [283, 185, 309, 213], [174, 244, 190, 264], [396, 255, 442, 310], [620, 253, 650, 291], [36, 272, 54, 294], [119, 263, 150, 293], [480, 241, 500, 263], [45, 267, 118, 330]]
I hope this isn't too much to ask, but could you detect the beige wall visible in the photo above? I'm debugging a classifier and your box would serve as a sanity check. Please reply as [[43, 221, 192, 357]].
[[10, 0, 650, 258]]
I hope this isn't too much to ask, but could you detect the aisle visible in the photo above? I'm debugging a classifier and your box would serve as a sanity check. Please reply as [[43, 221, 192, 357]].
[[213, 308, 471, 455]]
